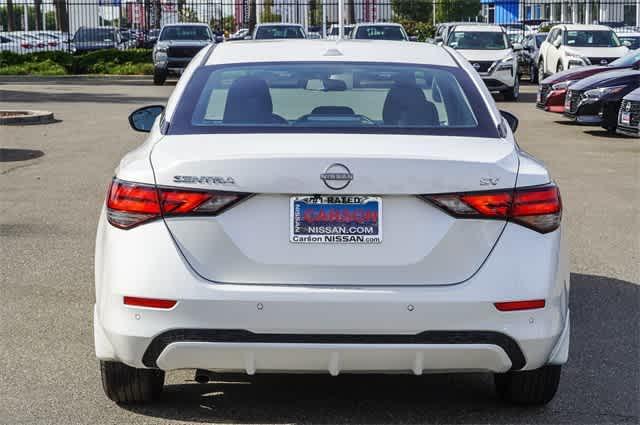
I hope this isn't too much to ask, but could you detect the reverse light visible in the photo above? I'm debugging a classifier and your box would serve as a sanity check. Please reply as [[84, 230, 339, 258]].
[[494, 299, 546, 311], [124, 296, 177, 309], [106, 179, 250, 229], [422, 184, 562, 233]]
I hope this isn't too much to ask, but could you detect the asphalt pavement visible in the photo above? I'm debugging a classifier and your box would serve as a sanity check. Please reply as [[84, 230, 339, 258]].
[[0, 79, 638, 424]]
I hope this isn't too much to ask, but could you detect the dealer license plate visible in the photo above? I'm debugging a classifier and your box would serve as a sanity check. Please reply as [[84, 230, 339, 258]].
[[290, 195, 382, 244], [621, 111, 631, 125]]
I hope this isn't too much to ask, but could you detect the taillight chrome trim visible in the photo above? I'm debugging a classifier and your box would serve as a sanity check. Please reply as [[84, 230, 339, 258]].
[[419, 183, 562, 234], [106, 178, 253, 230]]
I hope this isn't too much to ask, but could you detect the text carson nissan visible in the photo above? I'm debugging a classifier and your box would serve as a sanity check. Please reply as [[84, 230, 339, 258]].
[[96, 40, 569, 406]]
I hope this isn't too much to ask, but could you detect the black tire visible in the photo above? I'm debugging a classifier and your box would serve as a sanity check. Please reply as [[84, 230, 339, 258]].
[[494, 365, 561, 405], [538, 60, 545, 82], [100, 360, 164, 404], [502, 77, 519, 102], [530, 63, 538, 84], [556, 62, 564, 73], [153, 68, 167, 86]]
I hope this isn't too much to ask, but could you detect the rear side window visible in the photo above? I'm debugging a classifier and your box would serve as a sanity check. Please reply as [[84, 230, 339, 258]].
[[169, 62, 498, 137]]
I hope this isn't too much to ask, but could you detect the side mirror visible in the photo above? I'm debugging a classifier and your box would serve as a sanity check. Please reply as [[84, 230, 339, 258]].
[[214, 35, 224, 43], [434, 36, 443, 44], [409, 35, 418, 42], [129, 105, 164, 133], [500, 110, 519, 133], [553, 38, 561, 48], [512, 42, 523, 51], [623, 40, 631, 47]]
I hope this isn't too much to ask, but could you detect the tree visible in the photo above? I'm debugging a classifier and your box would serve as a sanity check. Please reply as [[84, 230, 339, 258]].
[[54, 0, 69, 32], [180, 7, 198, 23], [391, 0, 432, 23], [34, 0, 42, 30], [6, 0, 15, 31], [347, 0, 355, 24], [248, 0, 256, 32], [436, 0, 481, 22], [260, 0, 281, 23]]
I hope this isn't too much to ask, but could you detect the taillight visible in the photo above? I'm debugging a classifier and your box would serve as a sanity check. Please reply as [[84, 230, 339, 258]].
[[48, 41, 58, 46], [421, 184, 562, 233], [21, 43, 32, 49], [106, 179, 251, 229]]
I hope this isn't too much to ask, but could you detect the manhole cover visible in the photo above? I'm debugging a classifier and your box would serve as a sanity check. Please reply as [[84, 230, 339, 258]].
[[0, 110, 54, 125]]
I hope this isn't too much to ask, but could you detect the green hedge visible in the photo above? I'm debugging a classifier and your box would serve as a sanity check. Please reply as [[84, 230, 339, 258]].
[[0, 49, 153, 75]]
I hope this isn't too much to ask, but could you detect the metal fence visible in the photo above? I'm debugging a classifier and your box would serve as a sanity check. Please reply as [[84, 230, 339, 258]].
[[1, 0, 639, 53]]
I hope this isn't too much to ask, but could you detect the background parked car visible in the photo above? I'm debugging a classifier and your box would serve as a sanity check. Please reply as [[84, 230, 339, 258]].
[[564, 68, 640, 132], [0, 33, 37, 54], [617, 31, 640, 50], [327, 24, 354, 39], [350, 23, 410, 41], [253, 24, 306, 40], [228, 28, 250, 41], [521, 32, 548, 82], [447, 24, 522, 100], [616, 87, 640, 137], [538, 49, 640, 112], [71, 27, 123, 54], [538, 24, 628, 80], [153, 23, 213, 85]]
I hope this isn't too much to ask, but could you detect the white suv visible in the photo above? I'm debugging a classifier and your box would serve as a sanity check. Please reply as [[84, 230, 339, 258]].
[[538, 24, 628, 80], [447, 25, 521, 101]]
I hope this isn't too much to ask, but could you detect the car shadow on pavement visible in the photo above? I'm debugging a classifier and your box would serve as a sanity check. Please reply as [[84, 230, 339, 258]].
[[122, 273, 639, 424], [0, 148, 45, 162], [583, 130, 636, 139]]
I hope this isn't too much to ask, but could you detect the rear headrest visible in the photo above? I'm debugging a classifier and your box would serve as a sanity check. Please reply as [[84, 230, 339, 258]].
[[223, 77, 273, 124]]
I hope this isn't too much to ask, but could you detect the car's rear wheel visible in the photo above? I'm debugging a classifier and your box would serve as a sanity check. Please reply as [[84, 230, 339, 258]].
[[100, 360, 164, 404], [530, 63, 538, 83], [502, 77, 519, 102], [556, 62, 564, 73], [494, 365, 561, 405], [153, 68, 167, 86]]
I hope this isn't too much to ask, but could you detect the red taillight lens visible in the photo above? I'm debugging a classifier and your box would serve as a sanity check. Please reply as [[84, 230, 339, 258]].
[[21, 43, 32, 49], [48, 41, 58, 46], [124, 296, 176, 309], [494, 299, 545, 311], [422, 184, 562, 233], [106, 179, 250, 229]]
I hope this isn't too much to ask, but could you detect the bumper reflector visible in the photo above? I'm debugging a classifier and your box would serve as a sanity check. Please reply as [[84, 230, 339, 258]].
[[494, 299, 545, 312], [124, 296, 177, 309]]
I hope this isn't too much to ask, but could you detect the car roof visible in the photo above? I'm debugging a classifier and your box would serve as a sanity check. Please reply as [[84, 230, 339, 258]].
[[162, 23, 209, 28], [554, 24, 613, 31], [256, 23, 303, 27], [453, 25, 504, 33], [205, 40, 457, 66], [355, 23, 403, 27]]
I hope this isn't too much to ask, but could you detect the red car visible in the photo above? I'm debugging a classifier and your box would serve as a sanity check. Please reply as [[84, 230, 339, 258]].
[[537, 50, 640, 112]]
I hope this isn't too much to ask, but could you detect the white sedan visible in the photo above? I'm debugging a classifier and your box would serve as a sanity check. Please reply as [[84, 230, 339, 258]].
[[95, 39, 569, 406]]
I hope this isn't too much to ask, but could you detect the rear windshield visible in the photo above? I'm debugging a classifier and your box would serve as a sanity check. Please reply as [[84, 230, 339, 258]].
[[354, 26, 406, 41], [448, 31, 508, 50], [168, 62, 497, 137], [74, 28, 115, 42], [160, 26, 211, 41], [618, 36, 640, 50], [565, 30, 620, 47], [255, 26, 305, 39]]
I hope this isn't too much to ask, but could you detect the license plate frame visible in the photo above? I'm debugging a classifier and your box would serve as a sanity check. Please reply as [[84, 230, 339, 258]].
[[290, 195, 382, 244], [621, 111, 631, 125]]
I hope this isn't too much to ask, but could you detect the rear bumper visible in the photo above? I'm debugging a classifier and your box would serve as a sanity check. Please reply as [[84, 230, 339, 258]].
[[95, 214, 570, 374]]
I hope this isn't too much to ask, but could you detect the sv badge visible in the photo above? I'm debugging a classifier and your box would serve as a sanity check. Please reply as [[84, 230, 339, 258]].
[[480, 177, 500, 186]]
